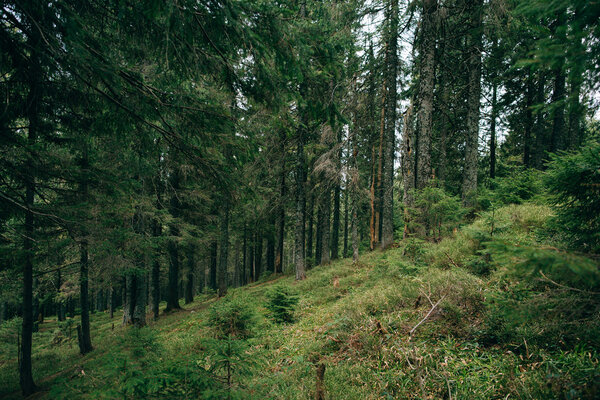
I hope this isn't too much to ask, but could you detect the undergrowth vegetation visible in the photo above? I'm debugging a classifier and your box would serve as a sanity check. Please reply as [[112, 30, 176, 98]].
[[1, 199, 599, 399]]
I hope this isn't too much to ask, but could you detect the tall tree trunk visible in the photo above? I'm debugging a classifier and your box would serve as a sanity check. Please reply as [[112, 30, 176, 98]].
[[320, 189, 331, 265], [109, 285, 114, 320], [331, 178, 341, 260], [349, 80, 361, 263], [79, 238, 93, 352], [374, 72, 386, 248], [132, 273, 147, 327], [166, 232, 180, 311], [242, 225, 248, 284], [266, 221, 275, 274], [20, 35, 40, 393], [331, 129, 342, 259], [381, 0, 399, 249], [524, 67, 533, 168], [533, 71, 547, 168], [294, 110, 306, 280], [56, 270, 65, 321], [343, 168, 349, 258], [275, 137, 286, 274], [248, 231, 254, 282], [78, 139, 93, 354], [401, 100, 416, 238], [416, 0, 437, 190], [122, 275, 133, 325], [210, 239, 218, 289], [306, 189, 314, 268], [255, 230, 263, 279], [567, 35, 584, 149], [437, 35, 450, 184], [369, 143, 378, 250], [315, 192, 322, 265], [462, 0, 483, 205], [550, 13, 566, 153], [184, 244, 195, 304], [151, 218, 161, 319], [218, 203, 229, 297], [166, 167, 182, 311]]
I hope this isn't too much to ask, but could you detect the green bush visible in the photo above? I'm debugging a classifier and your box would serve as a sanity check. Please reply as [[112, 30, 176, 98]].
[[207, 295, 257, 339], [479, 167, 545, 210], [409, 186, 465, 241], [265, 284, 299, 324], [545, 142, 600, 253]]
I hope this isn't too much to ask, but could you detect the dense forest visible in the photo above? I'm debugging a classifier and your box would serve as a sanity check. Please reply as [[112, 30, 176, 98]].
[[1, 0, 600, 398]]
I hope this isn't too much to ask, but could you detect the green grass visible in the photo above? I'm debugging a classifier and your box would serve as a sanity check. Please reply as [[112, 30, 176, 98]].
[[1, 203, 599, 399]]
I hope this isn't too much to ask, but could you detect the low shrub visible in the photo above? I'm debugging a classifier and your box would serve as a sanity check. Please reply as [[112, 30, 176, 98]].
[[265, 284, 299, 324]]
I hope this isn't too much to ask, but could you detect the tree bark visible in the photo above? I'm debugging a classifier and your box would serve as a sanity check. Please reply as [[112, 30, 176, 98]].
[[294, 109, 307, 280], [306, 189, 314, 268], [254, 230, 263, 279], [462, 0, 483, 205], [78, 137, 93, 354], [523, 67, 533, 168], [218, 203, 230, 297], [210, 239, 218, 289], [151, 218, 161, 319], [550, 13, 567, 153], [331, 129, 342, 259], [343, 166, 349, 258], [166, 166, 182, 311], [320, 188, 331, 265], [401, 99, 416, 238], [533, 71, 547, 168], [184, 244, 195, 304], [242, 225, 248, 284], [275, 136, 286, 274], [416, 0, 437, 190], [266, 221, 275, 274], [20, 32, 40, 393], [567, 34, 584, 149], [381, 0, 399, 249]]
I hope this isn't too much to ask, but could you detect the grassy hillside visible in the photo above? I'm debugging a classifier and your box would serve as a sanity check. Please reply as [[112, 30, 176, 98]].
[[1, 203, 599, 399]]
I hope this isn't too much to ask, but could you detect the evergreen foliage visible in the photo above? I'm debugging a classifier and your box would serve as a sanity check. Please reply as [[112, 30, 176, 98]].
[[265, 284, 299, 323], [545, 142, 600, 253]]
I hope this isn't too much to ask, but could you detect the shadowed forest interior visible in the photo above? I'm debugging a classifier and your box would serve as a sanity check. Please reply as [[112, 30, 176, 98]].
[[1, 0, 600, 398]]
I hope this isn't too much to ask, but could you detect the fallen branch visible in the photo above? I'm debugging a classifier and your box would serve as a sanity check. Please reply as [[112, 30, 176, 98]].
[[410, 295, 446, 336], [444, 252, 460, 269], [539, 271, 600, 295]]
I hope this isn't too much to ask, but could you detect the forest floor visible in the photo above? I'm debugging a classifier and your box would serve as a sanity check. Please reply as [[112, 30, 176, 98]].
[[0, 203, 599, 399]]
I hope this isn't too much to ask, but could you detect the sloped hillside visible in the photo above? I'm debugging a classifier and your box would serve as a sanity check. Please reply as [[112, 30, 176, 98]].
[[1, 203, 599, 399]]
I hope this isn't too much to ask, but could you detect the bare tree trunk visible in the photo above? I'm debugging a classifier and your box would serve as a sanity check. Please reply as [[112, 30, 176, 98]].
[[210, 239, 218, 289], [462, 0, 483, 205], [306, 189, 314, 268], [295, 111, 307, 280], [343, 165, 349, 258], [275, 151, 286, 273], [320, 188, 331, 265], [401, 100, 416, 238], [416, 0, 437, 190], [151, 218, 161, 319], [184, 244, 195, 304], [381, 0, 399, 249], [20, 31, 40, 392], [79, 139, 93, 354], [218, 203, 229, 297], [523, 67, 532, 168]]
